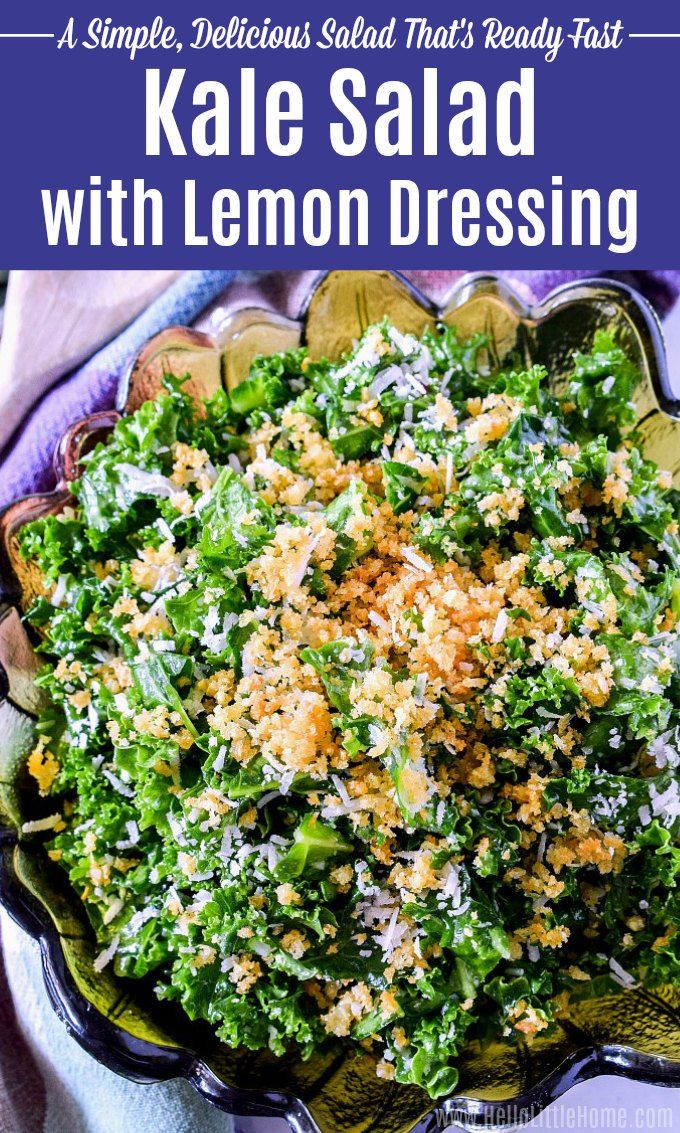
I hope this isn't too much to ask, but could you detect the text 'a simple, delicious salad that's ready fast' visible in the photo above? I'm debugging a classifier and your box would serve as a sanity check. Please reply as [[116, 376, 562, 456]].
[[20, 321, 680, 1098]]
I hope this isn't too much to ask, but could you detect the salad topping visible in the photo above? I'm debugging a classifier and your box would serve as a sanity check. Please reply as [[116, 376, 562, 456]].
[[20, 321, 680, 1098]]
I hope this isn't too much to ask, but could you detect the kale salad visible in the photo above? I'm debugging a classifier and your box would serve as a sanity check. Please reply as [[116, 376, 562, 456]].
[[19, 322, 680, 1099]]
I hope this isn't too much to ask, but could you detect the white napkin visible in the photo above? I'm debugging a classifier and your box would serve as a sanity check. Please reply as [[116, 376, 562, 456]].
[[1, 911, 248, 1133], [0, 271, 180, 450]]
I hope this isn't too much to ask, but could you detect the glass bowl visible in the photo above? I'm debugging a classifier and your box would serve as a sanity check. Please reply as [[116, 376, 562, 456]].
[[2, 271, 680, 1132]]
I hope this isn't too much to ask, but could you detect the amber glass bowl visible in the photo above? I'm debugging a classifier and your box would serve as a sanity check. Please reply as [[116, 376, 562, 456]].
[[2, 271, 680, 1132]]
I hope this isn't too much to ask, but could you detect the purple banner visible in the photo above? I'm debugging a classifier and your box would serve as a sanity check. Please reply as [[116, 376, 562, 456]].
[[1, 0, 679, 266]]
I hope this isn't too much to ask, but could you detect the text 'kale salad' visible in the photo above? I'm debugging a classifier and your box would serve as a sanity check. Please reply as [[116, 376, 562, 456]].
[[20, 322, 680, 1099]]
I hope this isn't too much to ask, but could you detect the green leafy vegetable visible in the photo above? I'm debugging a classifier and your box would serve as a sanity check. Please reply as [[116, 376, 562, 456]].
[[18, 322, 680, 1101]]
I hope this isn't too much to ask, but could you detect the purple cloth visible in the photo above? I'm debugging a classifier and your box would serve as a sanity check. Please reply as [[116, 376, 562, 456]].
[[0, 271, 238, 511]]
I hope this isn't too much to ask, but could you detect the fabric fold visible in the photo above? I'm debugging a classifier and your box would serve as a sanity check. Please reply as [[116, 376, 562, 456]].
[[0, 270, 240, 510]]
